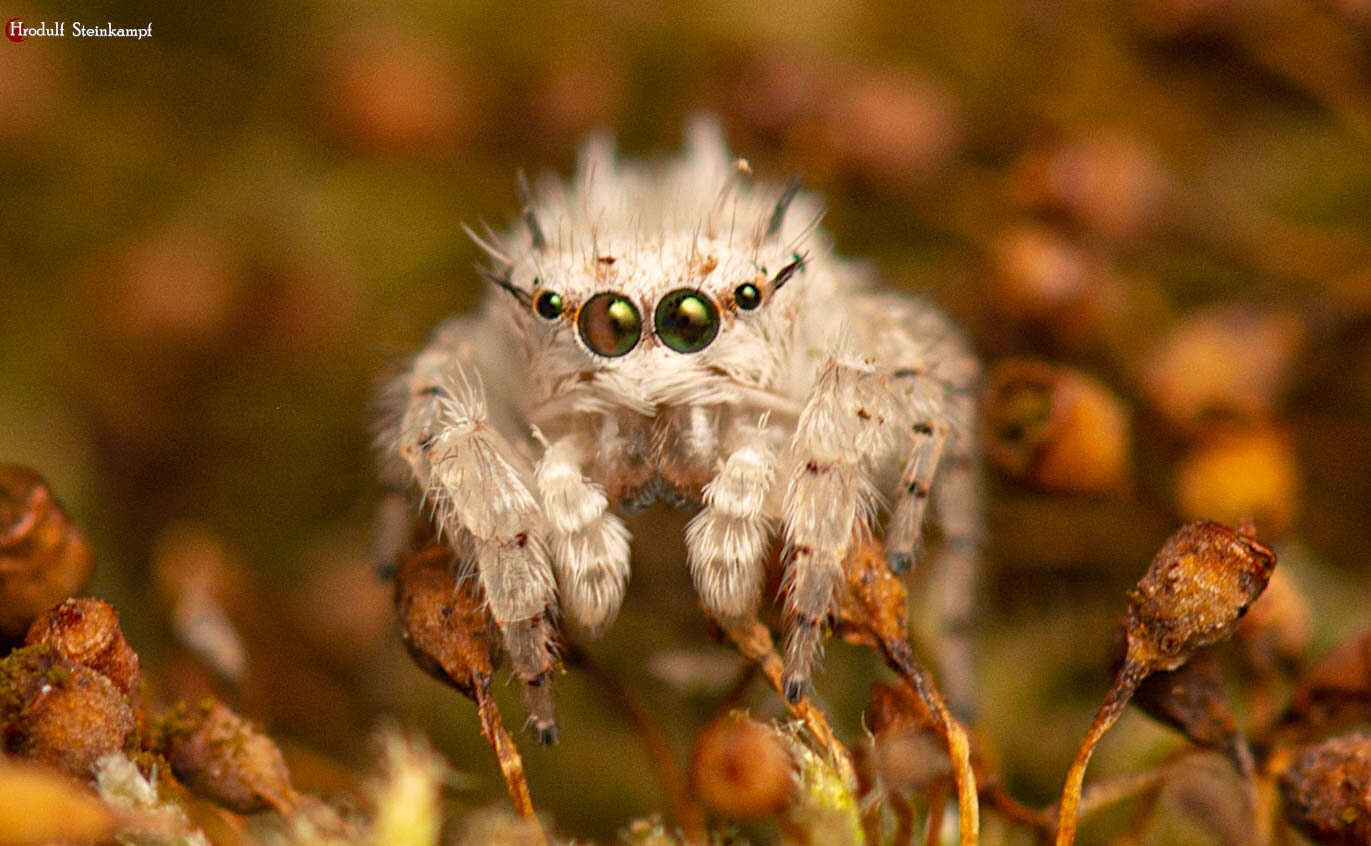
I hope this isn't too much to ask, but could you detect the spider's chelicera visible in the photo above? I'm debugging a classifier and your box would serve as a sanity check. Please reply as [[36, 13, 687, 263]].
[[378, 119, 984, 744]]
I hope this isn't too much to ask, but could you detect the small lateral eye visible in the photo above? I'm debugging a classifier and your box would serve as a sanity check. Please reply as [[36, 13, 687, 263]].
[[734, 283, 762, 310], [655, 288, 720, 353], [534, 290, 564, 320], [578, 292, 642, 357]]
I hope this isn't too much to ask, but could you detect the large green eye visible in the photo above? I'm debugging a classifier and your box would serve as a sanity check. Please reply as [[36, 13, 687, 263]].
[[655, 288, 720, 353], [577, 292, 641, 357]]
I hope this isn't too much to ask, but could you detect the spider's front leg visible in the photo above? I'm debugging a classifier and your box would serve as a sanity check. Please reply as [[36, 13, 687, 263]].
[[390, 358, 562, 743], [779, 354, 894, 702]]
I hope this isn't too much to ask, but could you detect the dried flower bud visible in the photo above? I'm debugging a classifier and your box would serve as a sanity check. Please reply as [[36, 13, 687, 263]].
[[1287, 628, 1371, 731], [1236, 566, 1312, 673], [1, 645, 137, 781], [1131, 648, 1240, 752], [0, 465, 95, 641], [864, 682, 947, 795], [393, 544, 500, 700], [1056, 521, 1275, 844], [1280, 734, 1371, 846], [1140, 306, 1304, 434], [152, 699, 299, 815], [1124, 521, 1276, 674], [691, 713, 794, 819], [823, 71, 962, 185], [982, 359, 1131, 495], [25, 598, 140, 700], [1009, 133, 1170, 243], [835, 538, 912, 659], [1175, 426, 1301, 538], [985, 225, 1122, 343]]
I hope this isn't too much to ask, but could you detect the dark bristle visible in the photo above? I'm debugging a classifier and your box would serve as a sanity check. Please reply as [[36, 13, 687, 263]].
[[516, 169, 547, 251], [771, 253, 807, 290], [477, 263, 530, 307], [766, 175, 803, 239]]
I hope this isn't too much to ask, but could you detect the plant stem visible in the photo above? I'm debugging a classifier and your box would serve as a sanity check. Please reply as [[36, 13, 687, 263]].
[[884, 642, 980, 846], [566, 644, 706, 844], [473, 683, 538, 827], [1054, 662, 1144, 845]]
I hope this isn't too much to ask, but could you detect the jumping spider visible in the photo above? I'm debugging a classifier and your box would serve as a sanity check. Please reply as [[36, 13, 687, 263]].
[[377, 120, 983, 742]]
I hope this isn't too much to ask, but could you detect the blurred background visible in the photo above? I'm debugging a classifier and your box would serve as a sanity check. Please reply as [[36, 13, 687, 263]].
[[2, 0, 1370, 842]]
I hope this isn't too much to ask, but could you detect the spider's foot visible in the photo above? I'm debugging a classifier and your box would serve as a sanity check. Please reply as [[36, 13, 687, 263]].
[[520, 673, 559, 744], [781, 614, 822, 705], [532, 720, 559, 746], [887, 549, 914, 575]]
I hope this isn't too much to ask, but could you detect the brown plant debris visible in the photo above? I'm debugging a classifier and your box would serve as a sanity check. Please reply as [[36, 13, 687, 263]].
[[1, 644, 138, 782], [25, 597, 141, 701], [835, 537, 979, 846], [0, 465, 95, 642], [392, 543, 537, 821], [150, 698, 301, 815], [1283, 626, 1371, 738], [690, 712, 794, 820], [1279, 734, 1371, 846], [981, 359, 1131, 495]]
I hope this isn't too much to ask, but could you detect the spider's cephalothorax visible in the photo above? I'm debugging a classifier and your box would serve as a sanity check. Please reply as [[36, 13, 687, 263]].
[[377, 120, 983, 742]]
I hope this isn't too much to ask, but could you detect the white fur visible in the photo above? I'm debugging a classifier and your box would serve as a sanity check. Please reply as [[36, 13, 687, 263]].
[[378, 117, 985, 734]]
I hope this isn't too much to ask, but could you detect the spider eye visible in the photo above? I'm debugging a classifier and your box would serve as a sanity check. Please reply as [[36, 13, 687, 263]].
[[655, 288, 720, 354], [534, 290, 564, 320], [578, 292, 641, 357], [734, 283, 762, 310]]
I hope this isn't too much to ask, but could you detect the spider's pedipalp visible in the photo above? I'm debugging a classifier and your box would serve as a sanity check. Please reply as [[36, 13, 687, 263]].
[[686, 417, 777, 622], [535, 434, 632, 634]]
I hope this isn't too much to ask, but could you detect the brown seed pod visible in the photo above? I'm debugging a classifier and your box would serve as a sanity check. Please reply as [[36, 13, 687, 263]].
[[1174, 425, 1301, 538], [1055, 521, 1275, 844], [690, 713, 794, 820], [1, 645, 137, 781], [985, 224, 1123, 343], [822, 70, 962, 185], [835, 538, 980, 846], [393, 544, 537, 819], [982, 359, 1132, 495], [1280, 734, 1371, 846], [151, 698, 299, 815], [25, 597, 141, 700], [863, 681, 947, 796], [1140, 305, 1304, 435], [1236, 566, 1312, 673], [1124, 520, 1277, 674], [0, 465, 95, 641], [1131, 648, 1239, 752], [1008, 132, 1170, 243], [1285, 627, 1371, 734], [393, 545, 501, 700], [321, 27, 474, 156]]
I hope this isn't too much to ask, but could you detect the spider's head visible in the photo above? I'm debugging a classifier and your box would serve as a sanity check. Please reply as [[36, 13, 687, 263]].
[[475, 120, 832, 415]]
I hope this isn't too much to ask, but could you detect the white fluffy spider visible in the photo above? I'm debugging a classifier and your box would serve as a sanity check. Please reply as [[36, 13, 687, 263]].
[[378, 119, 983, 742]]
